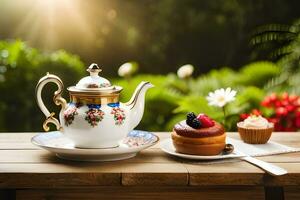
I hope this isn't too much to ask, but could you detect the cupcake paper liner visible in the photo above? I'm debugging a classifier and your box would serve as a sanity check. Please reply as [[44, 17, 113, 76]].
[[237, 122, 274, 144]]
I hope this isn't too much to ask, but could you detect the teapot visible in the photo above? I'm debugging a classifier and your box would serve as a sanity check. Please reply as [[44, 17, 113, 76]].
[[36, 63, 153, 148]]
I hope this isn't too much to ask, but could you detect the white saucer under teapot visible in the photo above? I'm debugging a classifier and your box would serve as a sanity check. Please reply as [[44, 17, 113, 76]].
[[36, 63, 153, 149]]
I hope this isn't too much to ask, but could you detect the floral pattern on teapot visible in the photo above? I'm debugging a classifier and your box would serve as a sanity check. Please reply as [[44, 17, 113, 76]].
[[87, 82, 111, 88], [63, 104, 78, 126], [111, 107, 126, 125], [85, 104, 105, 127], [63, 102, 126, 127]]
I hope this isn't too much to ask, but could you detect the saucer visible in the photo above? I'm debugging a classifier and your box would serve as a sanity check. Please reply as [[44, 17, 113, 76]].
[[160, 139, 243, 160], [32, 130, 159, 161]]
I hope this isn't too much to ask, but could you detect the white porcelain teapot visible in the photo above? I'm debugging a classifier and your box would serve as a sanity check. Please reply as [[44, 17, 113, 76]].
[[36, 63, 153, 148]]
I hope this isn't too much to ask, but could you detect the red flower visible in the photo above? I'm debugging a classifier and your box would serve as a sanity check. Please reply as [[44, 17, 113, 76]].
[[275, 107, 288, 117], [288, 95, 298, 103], [261, 98, 271, 107], [255, 93, 300, 131], [286, 105, 296, 112], [269, 93, 277, 102], [296, 98, 300, 107], [281, 99, 290, 106], [275, 100, 282, 107], [240, 113, 250, 121], [245, 92, 300, 131]]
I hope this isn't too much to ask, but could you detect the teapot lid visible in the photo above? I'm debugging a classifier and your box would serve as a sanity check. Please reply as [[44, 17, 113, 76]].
[[68, 63, 122, 94]]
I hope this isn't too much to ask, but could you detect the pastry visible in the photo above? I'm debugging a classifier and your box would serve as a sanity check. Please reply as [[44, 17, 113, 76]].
[[172, 112, 226, 155], [237, 115, 274, 144]]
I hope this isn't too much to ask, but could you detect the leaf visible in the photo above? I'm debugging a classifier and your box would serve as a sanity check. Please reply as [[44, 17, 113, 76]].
[[236, 61, 280, 87], [174, 96, 223, 122]]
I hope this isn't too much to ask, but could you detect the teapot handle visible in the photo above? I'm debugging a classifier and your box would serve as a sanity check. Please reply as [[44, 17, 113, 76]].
[[36, 73, 67, 131]]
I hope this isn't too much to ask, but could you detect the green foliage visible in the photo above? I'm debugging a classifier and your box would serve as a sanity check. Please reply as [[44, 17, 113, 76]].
[[191, 68, 238, 96], [251, 22, 300, 60], [251, 19, 300, 94], [113, 61, 277, 131], [113, 74, 181, 131], [0, 40, 85, 131], [236, 61, 280, 87], [234, 86, 265, 110], [0, 40, 288, 132], [174, 96, 223, 121]]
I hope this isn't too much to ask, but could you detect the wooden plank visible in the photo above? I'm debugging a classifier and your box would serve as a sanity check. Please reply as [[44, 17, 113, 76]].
[[0, 163, 121, 188], [263, 163, 300, 186], [122, 173, 187, 186], [15, 186, 265, 200], [0, 133, 40, 150], [0, 132, 300, 188], [0, 173, 120, 188], [187, 162, 300, 186], [0, 162, 186, 173], [0, 133, 36, 140], [0, 149, 178, 164], [0, 163, 187, 188], [121, 163, 188, 185], [184, 162, 265, 186], [0, 132, 299, 149], [257, 152, 300, 163], [284, 186, 300, 200], [0, 143, 37, 150], [2, 151, 300, 186], [0, 132, 166, 150], [1, 132, 300, 164]]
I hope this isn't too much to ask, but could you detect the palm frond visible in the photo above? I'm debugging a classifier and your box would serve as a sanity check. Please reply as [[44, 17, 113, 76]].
[[251, 19, 300, 73], [270, 45, 293, 58], [251, 32, 295, 45], [251, 24, 299, 36]]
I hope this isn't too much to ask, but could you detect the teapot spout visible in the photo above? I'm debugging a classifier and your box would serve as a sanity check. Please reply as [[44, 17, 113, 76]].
[[125, 81, 154, 130]]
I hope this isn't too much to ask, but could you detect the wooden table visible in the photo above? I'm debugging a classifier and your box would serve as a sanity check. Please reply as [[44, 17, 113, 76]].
[[0, 132, 299, 200]]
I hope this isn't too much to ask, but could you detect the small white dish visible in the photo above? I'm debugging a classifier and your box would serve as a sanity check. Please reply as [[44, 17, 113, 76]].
[[160, 138, 243, 160], [32, 130, 159, 161]]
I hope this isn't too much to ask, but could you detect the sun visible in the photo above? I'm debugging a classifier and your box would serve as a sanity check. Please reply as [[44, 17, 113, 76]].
[[14, 0, 95, 49], [36, 0, 73, 9]]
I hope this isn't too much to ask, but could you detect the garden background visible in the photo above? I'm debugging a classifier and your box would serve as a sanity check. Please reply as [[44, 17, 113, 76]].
[[0, 0, 299, 132]]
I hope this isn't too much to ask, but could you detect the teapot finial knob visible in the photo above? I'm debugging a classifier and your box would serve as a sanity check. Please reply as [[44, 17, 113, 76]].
[[87, 63, 102, 77]]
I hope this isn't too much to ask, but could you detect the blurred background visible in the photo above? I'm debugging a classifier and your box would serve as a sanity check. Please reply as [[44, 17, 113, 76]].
[[0, 0, 299, 132]]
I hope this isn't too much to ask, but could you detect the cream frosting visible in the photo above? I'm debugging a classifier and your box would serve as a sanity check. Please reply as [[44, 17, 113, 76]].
[[242, 115, 270, 129]]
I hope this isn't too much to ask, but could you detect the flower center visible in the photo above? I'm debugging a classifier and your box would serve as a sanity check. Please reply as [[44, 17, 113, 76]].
[[217, 96, 225, 103]]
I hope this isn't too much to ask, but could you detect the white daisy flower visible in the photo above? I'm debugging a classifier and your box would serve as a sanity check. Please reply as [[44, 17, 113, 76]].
[[177, 64, 194, 79], [206, 87, 237, 107]]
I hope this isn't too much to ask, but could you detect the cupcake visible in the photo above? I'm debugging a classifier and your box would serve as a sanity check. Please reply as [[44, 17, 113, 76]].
[[237, 115, 274, 144], [172, 112, 226, 156]]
